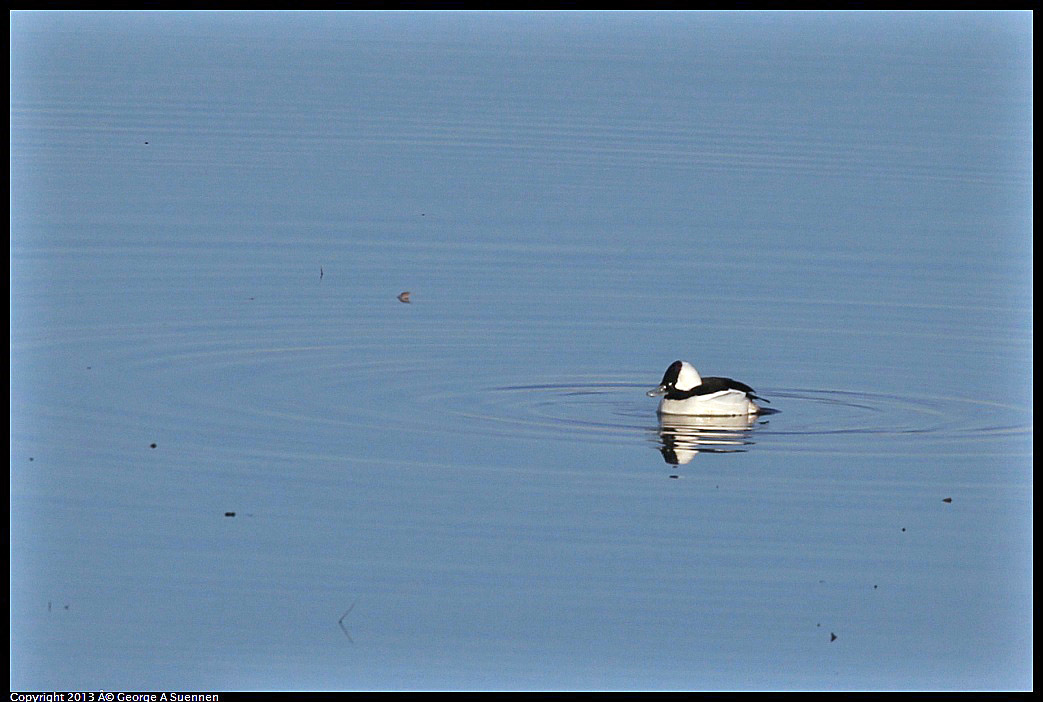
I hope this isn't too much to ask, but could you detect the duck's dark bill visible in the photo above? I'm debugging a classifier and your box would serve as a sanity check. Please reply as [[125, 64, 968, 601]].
[[647, 385, 668, 397]]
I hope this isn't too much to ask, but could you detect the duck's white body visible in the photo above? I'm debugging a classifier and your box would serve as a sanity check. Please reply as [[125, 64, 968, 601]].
[[657, 390, 760, 416], [647, 360, 764, 416]]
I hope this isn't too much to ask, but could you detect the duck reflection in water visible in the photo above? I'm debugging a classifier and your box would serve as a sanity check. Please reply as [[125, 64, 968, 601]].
[[655, 412, 770, 465]]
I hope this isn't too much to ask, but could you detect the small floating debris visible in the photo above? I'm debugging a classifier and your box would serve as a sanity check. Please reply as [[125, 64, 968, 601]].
[[669, 474, 679, 479], [830, 632, 837, 642], [942, 497, 952, 503], [320, 267, 324, 279], [224, 512, 236, 518], [149, 443, 157, 449], [339, 598, 358, 643], [397, 291, 411, 303]]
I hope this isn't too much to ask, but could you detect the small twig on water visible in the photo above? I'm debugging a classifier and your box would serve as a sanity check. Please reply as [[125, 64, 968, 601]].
[[338, 598, 358, 643]]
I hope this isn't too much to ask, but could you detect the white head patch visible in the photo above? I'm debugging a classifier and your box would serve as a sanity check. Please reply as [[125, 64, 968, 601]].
[[675, 361, 703, 391]]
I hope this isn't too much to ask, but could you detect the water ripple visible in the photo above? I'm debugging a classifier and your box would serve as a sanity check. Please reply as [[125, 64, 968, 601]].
[[418, 380, 1032, 458]]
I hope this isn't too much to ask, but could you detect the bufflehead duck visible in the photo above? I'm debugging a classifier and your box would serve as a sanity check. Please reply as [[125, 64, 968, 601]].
[[647, 360, 767, 416]]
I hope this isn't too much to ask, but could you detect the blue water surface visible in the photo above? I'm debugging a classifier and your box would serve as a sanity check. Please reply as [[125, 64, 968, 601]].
[[10, 11, 1032, 691]]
